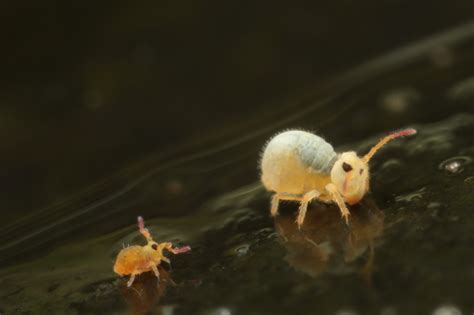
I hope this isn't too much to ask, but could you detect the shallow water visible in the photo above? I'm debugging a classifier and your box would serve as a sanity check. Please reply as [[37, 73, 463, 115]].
[[1, 12, 474, 315]]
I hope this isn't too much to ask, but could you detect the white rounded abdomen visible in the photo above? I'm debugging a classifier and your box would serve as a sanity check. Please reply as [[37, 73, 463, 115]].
[[260, 130, 337, 195]]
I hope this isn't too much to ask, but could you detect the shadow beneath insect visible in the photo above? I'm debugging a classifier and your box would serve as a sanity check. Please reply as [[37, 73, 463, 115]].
[[275, 198, 384, 285], [118, 266, 175, 315]]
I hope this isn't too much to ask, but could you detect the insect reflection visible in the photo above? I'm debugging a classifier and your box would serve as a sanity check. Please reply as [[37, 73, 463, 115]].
[[275, 198, 384, 283], [118, 265, 174, 315]]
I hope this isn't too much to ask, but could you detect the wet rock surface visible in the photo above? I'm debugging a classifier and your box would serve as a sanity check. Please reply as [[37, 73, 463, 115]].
[[1, 111, 473, 314], [1, 17, 474, 315]]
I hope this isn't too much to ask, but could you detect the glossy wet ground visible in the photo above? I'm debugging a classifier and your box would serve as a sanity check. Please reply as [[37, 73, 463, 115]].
[[2, 113, 473, 315], [1, 17, 474, 315]]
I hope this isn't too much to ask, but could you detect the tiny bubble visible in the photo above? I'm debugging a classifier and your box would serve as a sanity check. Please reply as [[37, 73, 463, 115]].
[[235, 244, 250, 257], [446, 161, 461, 172], [395, 187, 426, 203], [439, 156, 472, 175]]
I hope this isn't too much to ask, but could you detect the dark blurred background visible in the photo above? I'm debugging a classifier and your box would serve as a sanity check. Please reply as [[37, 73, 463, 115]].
[[1, 3, 474, 314], [0, 0, 473, 219]]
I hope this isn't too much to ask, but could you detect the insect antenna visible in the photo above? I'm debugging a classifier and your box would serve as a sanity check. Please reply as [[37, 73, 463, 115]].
[[362, 128, 417, 163], [138, 216, 153, 242]]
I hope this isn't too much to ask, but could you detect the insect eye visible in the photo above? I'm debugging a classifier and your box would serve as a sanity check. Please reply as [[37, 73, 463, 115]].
[[342, 162, 353, 172], [151, 244, 158, 250]]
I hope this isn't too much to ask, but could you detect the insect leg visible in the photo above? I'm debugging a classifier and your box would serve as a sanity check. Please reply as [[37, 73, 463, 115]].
[[127, 273, 137, 287], [162, 257, 172, 271], [325, 183, 351, 225], [151, 264, 161, 285], [296, 190, 320, 229], [270, 194, 280, 216], [166, 244, 191, 254]]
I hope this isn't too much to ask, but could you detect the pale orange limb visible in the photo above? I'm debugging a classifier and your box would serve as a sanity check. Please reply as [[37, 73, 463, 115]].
[[127, 272, 138, 287], [325, 183, 350, 225], [151, 264, 160, 283], [161, 257, 173, 272], [296, 190, 321, 229], [270, 194, 280, 217], [162, 242, 191, 255], [168, 245, 191, 254]]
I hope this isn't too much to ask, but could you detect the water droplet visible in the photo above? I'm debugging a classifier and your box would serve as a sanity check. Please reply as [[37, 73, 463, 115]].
[[395, 187, 426, 203], [438, 156, 472, 175], [446, 161, 461, 172], [432, 304, 462, 315], [209, 263, 224, 272], [234, 244, 250, 257]]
